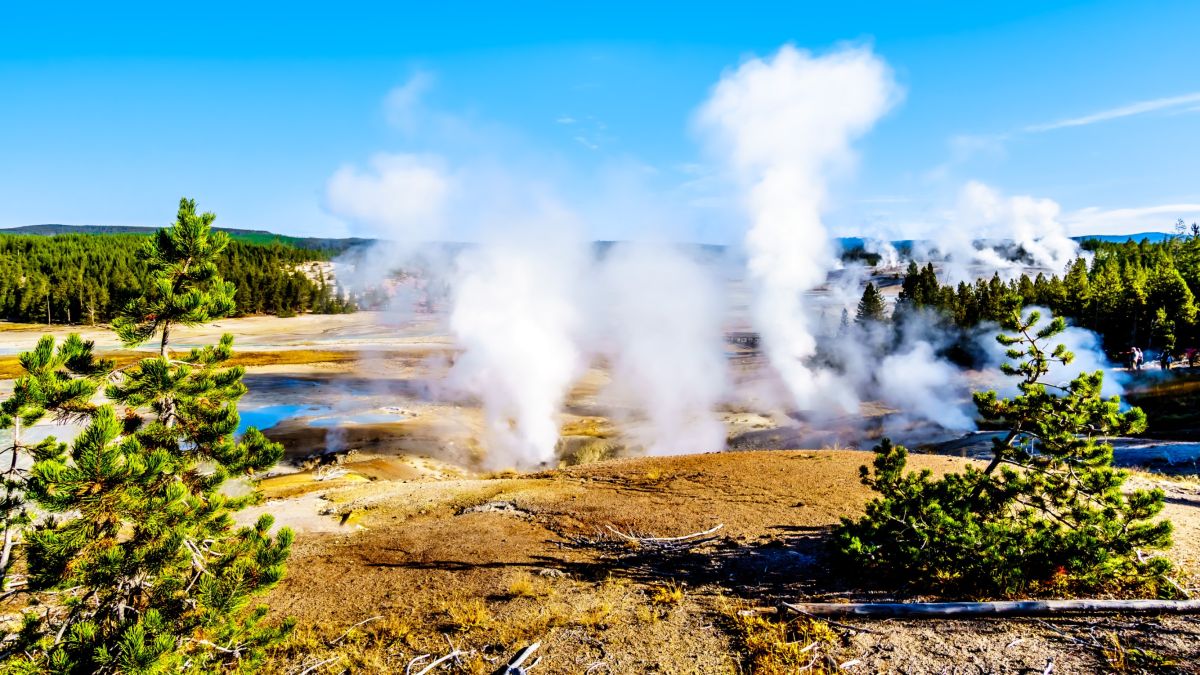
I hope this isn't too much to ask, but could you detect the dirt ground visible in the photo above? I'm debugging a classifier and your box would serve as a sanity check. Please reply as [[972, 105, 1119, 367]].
[[6, 314, 1200, 672], [253, 450, 1200, 674]]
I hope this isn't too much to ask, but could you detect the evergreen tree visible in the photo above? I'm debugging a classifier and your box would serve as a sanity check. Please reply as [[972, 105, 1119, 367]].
[[895, 262, 941, 315], [1120, 264, 1149, 346], [1090, 256, 1124, 342], [855, 282, 887, 324], [3, 202, 294, 674], [0, 336, 111, 589], [836, 308, 1172, 598], [113, 199, 237, 357], [1151, 307, 1176, 356], [1062, 258, 1091, 319], [895, 261, 922, 311], [1147, 262, 1197, 330]]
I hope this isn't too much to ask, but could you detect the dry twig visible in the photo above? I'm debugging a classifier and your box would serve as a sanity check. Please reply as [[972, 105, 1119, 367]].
[[330, 615, 382, 645]]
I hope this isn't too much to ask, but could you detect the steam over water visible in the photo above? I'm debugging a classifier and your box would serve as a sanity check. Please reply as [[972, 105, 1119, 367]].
[[322, 43, 1114, 468]]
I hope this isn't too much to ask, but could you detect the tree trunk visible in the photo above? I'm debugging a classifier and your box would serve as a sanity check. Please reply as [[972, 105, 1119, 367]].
[[0, 419, 22, 583], [159, 321, 177, 428], [969, 428, 1019, 500], [159, 321, 171, 358]]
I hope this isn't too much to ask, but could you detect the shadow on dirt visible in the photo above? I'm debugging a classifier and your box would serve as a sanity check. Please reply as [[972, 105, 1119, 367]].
[[363, 524, 886, 604]]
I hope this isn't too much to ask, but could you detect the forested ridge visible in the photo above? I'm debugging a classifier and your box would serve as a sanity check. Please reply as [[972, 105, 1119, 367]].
[[0, 231, 356, 324], [4, 223, 369, 252], [887, 232, 1200, 358]]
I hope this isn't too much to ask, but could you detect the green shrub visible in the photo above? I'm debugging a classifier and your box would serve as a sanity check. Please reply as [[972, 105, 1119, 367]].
[[835, 309, 1174, 598]]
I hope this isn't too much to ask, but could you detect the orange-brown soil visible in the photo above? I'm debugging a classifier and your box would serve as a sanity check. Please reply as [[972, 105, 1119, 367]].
[[257, 450, 1200, 674]]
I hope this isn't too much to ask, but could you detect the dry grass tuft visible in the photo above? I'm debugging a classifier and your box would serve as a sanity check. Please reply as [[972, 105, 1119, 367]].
[[627, 468, 672, 488], [0, 322, 42, 332], [555, 436, 621, 467], [444, 598, 492, 633], [259, 575, 693, 673], [728, 608, 844, 675], [649, 581, 685, 606], [506, 574, 545, 599], [577, 600, 614, 629], [257, 614, 420, 674]]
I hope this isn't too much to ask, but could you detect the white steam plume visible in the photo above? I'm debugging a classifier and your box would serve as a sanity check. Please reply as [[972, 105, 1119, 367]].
[[821, 307, 975, 434], [959, 181, 1079, 270], [696, 44, 901, 413], [324, 152, 457, 297], [877, 340, 973, 429], [920, 181, 1082, 283], [978, 306, 1125, 399], [864, 237, 901, 269], [448, 220, 588, 468], [598, 244, 728, 455]]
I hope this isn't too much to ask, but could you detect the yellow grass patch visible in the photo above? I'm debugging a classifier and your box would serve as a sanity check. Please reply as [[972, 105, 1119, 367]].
[[443, 598, 492, 632], [259, 470, 369, 500], [226, 349, 357, 368], [0, 348, 356, 380], [729, 608, 844, 675], [0, 322, 46, 332], [0, 349, 140, 379], [560, 417, 611, 438], [506, 574, 546, 599]]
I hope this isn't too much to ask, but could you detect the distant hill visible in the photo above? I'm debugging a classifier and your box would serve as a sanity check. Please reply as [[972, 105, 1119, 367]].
[[1071, 232, 1174, 244], [2, 224, 1178, 255], [839, 233, 1175, 248], [0, 224, 372, 254]]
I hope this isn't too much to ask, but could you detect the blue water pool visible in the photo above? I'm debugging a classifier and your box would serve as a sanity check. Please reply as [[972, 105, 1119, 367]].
[[238, 404, 330, 434]]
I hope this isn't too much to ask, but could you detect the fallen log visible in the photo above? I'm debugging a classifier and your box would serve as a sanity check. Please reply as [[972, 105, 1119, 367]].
[[491, 642, 541, 675], [784, 599, 1200, 619], [604, 523, 724, 545], [563, 524, 725, 555]]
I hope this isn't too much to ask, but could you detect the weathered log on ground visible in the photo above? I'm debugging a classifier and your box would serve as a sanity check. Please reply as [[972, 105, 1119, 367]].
[[784, 599, 1200, 619]]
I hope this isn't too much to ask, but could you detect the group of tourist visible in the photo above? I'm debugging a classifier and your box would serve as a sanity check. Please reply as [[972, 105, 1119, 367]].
[[1126, 346, 1199, 371]]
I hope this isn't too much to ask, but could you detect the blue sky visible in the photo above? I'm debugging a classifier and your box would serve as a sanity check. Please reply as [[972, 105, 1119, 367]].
[[2, 1, 1199, 240]]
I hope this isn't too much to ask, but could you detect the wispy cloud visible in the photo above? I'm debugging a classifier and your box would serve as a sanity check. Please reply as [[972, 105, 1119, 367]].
[[930, 91, 1200, 180], [563, 115, 611, 151], [1064, 202, 1200, 235], [1024, 91, 1200, 132]]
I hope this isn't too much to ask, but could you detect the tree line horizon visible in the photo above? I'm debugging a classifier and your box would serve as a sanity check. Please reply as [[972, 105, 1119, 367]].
[[0, 229, 357, 326], [854, 233, 1200, 362]]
